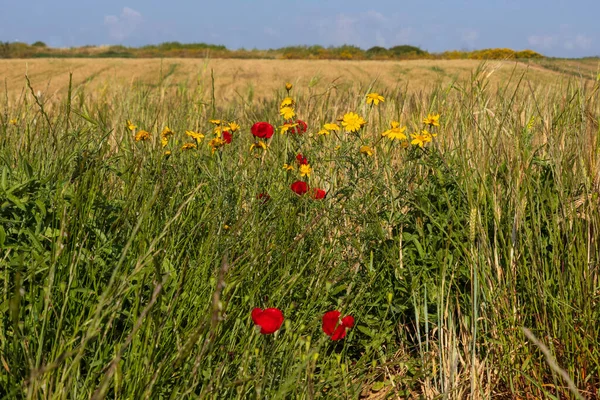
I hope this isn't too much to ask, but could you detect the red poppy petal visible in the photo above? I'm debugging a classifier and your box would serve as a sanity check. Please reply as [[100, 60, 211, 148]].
[[264, 125, 274, 139], [252, 122, 274, 139], [257, 308, 284, 334], [330, 325, 348, 341], [291, 181, 309, 195], [341, 315, 354, 328], [322, 310, 341, 336], [312, 188, 326, 200]]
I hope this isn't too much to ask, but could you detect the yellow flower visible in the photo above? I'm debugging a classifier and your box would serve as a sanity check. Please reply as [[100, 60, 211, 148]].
[[208, 137, 225, 153], [285, 82, 293, 91], [382, 121, 407, 140], [366, 93, 385, 106], [423, 113, 440, 127], [164, 150, 172, 157], [250, 141, 267, 151], [185, 130, 205, 142], [161, 126, 174, 147], [126, 120, 137, 131], [360, 145, 374, 156], [135, 130, 150, 141], [223, 224, 230, 230], [161, 126, 175, 138], [318, 129, 330, 135], [335, 145, 342, 151], [228, 122, 240, 132], [299, 164, 312, 177], [9, 118, 18, 125], [280, 122, 298, 134], [323, 123, 340, 131], [410, 130, 433, 148], [280, 97, 295, 108], [213, 125, 225, 137], [526, 116, 536, 130], [209, 119, 221, 125], [182, 143, 197, 150], [341, 112, 366, 133], [280, 106, 296, 120], [283, 163, 295, 171]]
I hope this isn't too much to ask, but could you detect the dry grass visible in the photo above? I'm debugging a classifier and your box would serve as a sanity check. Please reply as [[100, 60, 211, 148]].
[[1, 58, 593, 104]]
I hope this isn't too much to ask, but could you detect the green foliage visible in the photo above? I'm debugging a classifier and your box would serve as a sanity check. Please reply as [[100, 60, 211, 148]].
[[366, 46, 390, 59], [388, 44, 428, 57]]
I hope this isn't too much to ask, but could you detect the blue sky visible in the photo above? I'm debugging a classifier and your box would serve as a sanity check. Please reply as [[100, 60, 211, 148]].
[[1, 0, 598, 57]]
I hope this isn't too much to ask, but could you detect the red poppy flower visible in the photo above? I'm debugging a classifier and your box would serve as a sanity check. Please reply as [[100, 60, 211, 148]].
[[290, 120, 308, 134], [296, 153, 308, 165], [257, 192, 271, 204], [222, 131, 232, 144], [322, 310, 354, 341], [252, 307, 284, 334], [251, 122, 274, 139], [312, 188, 326, 199], [290, 181, 309, 196]]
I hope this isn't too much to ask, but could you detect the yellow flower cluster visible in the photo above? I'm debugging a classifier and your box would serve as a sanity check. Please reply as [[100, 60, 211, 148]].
[[181, 143, 197, 151], [409, 113, 440, 148], [125, 118, 239, 155], [135, 130, 150, 142], [208, 137, 226, 153], [210, 120, 239, 138], [161, 126, 175, 147], [318, 123, 340, 136], [280, 84, 297, 121]]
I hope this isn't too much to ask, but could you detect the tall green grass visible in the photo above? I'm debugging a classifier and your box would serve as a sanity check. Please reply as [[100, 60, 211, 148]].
[[1, 63, 599, 399]]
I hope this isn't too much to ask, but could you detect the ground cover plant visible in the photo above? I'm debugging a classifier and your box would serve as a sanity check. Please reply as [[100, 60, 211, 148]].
[[1, 61, 600, 398]]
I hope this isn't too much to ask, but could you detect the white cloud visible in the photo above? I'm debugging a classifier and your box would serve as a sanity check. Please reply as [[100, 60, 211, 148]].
[[332, 14, 359, 44], [365, 10, 386, 23], [263, 27, 278, 37], [461, 29, 479, 48], [574, 34, 592, 49], [104, 7, 143, 42], [529, 32, 592, 53], [305, 10, 426, 51], [527, 34, 556, 49], [394, 28, 414, 44]]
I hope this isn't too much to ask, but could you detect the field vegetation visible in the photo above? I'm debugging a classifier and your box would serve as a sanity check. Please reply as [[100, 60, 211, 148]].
[[1, 59, 600, 398]]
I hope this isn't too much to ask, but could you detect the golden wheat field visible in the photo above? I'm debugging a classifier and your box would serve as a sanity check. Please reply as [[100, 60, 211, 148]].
[[1, 58, 598, 102]]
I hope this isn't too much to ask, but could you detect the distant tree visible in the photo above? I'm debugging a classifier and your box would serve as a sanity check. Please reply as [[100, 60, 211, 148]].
[[0, 41, 9, 58], [32, 41, 47, 47], [388, 45, 427, 57], [366, 46, 389, 57]]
